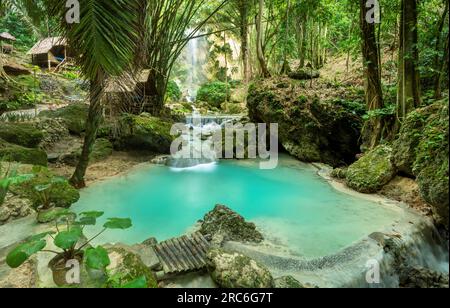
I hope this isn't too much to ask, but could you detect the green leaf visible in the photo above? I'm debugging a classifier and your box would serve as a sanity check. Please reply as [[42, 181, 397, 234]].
[[27, 231, 56, 242], [120, 276, 148, 289], [54, 227, 82, 250], [103, 218, 132, 230], [85, 246, 110, 270], [80, 211, 104, 219], [6, 240, 46, 268], [75, 216, 97, 226]]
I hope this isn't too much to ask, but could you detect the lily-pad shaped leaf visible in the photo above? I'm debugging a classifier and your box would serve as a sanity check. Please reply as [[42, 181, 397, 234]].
[[6, 240, 46, 268], [54, 227, 83, 250], [121, 276, 148, 289], [85, 246, 110, 270], [80, 211, 104, 219], [75, 216, 97, 226], [103, 218, 132, 230]]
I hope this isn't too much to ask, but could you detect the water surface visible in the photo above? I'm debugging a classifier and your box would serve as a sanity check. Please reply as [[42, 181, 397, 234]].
[[75, 155, 402, 258]]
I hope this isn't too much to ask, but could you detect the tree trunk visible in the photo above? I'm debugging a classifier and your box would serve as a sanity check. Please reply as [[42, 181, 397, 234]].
[[256, 0, 271, 78], [70, 70, 105, 188], [433, 0, 449, 99], [397, 0, 421, 126], [359, 0, 384, 149], [239, 0, 250, 82], [434, 32, 449, 99]]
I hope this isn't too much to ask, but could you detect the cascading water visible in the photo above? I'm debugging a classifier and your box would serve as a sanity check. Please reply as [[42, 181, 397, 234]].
[[166, 112, 241, 169]]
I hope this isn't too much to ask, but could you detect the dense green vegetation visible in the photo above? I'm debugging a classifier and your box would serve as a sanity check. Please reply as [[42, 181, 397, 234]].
[[0, 0, 448, 289]]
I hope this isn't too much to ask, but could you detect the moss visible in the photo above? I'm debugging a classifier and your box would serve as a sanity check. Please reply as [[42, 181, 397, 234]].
[[11, 166, 79, 209], [0, 139, 47, 166], [116, 114, 174, 153], [346, 145, 396, 193], [274, 276, 305, 288], [412, 102, 449, 226], [36, 207, 69, 223], [247, 78, 362, 167], [330, 167, 348, 179], [0, 122, 44, 148], [107, 247, 158, 288], [207, 249, 274, 288], [39, 103, 89, 135]]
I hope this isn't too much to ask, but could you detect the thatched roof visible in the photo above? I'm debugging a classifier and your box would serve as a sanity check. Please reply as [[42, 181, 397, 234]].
[[105, 69, 151, 93], [27, 37, 67, 55], [0, 32, 16, 41]]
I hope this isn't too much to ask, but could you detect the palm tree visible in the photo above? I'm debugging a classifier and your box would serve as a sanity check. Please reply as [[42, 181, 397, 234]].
[[47, 0, 141, 187]]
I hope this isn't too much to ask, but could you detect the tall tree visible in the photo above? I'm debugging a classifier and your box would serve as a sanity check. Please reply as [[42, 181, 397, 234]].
[[256, 0, 270, 77], [397, 0, 421, 126], [359, 0, 384, 149], [48, 0, 141, 188], [432, 0, 449, 99]]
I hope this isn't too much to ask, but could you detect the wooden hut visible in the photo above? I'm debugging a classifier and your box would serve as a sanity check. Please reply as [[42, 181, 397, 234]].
[[105, 69, 152, 115], [0, 32, 16, 54], [27, 37, 69, 69]]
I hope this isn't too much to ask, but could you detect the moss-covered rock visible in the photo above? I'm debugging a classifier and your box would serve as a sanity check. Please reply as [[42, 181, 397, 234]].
[[288, 68, 320, 80], [346, 145, 396, 193], [0, 139, 47, 166], [60, 138, 113, 166], [36, 207, 70, 223], [412, 102, 448, 226], [247, 78, 362, 167], [274, 276, 305, 288], [11, 166, 79, 209], [200, 205, 263, 243], [0, 122, 44, 148], [330, 167, 348, 180], [391, 101, 449, 227], [106, 247, 158, 288], [115, 113, 174, 153], [207, 249, 274, 288], [39, 103, 89, 135]]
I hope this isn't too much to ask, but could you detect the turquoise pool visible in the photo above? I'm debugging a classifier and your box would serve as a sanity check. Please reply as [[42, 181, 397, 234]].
[[74, 155, 403, 258]]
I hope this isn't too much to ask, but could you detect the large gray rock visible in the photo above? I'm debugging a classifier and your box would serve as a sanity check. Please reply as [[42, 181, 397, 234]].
[[206, 249, 274, 288], [200, 205, 263, 244]]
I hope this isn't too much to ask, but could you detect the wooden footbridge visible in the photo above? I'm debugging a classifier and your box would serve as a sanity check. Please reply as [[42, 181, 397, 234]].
[[153, 232, 211, 274]]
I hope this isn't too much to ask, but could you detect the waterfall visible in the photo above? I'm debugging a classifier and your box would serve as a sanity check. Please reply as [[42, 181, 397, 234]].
[[166, 113, 242, 169], [182, 30, 207, 104]]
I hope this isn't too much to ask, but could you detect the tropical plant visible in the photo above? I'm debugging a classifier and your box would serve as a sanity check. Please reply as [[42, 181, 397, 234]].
[[32, 176, 67, 211], [44, 0, 142, 188], [0, 161, 33, 205], [6, 210, 132, 286]]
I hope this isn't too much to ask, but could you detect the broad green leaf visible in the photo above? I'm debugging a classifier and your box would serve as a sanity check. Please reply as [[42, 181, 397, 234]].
[[85, 246, 110, 270], [75, 216, 97, 226], [103, 218, 132, 230], [6, 240, 46, 268], [54, 227, 82, 250], [80, 211, 104, 219], [27, 231, 55, 242], [121, 276, 148, 289]]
